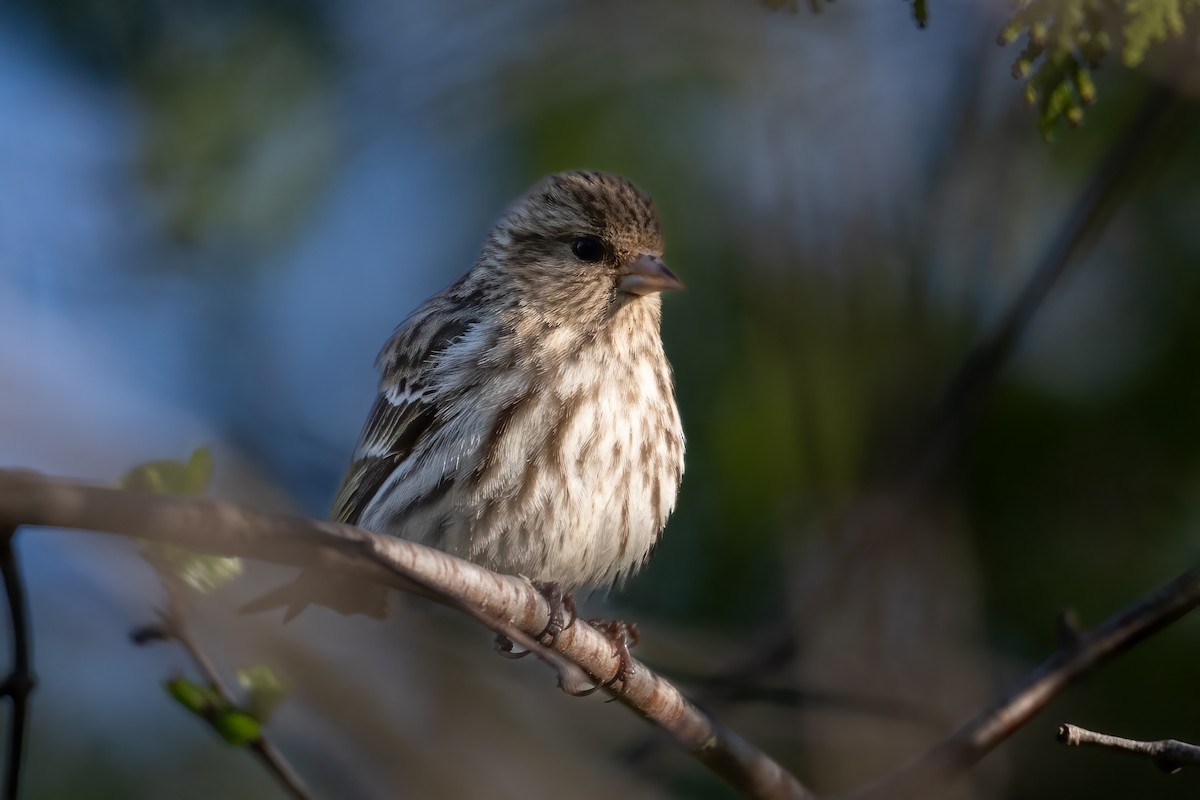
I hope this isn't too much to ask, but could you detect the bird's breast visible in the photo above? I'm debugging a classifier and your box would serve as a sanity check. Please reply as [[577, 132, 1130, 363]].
[[457, 329, 684, 590]]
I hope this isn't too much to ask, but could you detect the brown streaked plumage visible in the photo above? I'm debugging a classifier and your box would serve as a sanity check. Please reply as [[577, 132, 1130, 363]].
[[247, 170, 685, 619]]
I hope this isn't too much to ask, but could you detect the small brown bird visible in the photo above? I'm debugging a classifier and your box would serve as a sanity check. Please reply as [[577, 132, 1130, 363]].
[[249, 171, 684, 621]]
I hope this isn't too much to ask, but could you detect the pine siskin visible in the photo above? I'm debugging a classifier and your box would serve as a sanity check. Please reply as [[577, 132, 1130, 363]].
[[249, 170, 684, 620]]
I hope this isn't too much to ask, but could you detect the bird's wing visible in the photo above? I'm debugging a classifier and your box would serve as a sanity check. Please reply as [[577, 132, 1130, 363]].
[[330, 307, 479, 526], [330, 394, 439, 525]]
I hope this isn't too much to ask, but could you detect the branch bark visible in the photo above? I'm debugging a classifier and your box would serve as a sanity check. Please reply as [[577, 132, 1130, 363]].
[[843, 566, 1200, 799], [0, 469, 813, 800], [0, 526, 34, 800], [1058, 723, 1200, 774]]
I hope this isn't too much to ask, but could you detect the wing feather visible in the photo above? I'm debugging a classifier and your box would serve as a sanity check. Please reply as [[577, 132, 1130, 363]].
[[330, 295, 481, 527], [330, 396, 439, 524]]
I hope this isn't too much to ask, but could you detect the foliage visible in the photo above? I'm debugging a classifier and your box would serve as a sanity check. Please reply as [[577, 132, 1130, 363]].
[[163, 665, 285, 746], [10, 0, 338, 251], [118, 448, 244, 593], [121, 449, 288, 754], [117, 447, 213, 496], [163, 676, 268, 746], [999, 0, 1199, 137], [761, 0, 1196, 137], [236, 665, 287, 724]]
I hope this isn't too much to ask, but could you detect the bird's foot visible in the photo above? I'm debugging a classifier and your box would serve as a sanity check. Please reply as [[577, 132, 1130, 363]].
[[493, 632, 525, 658], [532, 580, 577, 646], [494, 580, 577, 658], [589, 619, 640, 688]]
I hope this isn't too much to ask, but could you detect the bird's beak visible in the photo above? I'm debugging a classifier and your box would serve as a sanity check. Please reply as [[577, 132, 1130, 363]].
[[618, 254, 684, 296]]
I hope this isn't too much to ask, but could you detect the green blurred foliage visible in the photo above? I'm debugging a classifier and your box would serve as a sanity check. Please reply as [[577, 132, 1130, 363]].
[[163, 678, 264, 745], [120, 448, 245, 593], [211, 710, 263, 746], [117, 446, 213, 495], [13, 0, 339, 251], [235, 665, 286, 723], [999, 0, 1198, 137], [164, 676, 219, 716], [134, 13, 338, 248], [147, 543, 244, 593]]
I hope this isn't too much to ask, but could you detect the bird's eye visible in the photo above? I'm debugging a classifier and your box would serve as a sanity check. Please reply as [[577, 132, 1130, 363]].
[[571, 236, 607, 263]]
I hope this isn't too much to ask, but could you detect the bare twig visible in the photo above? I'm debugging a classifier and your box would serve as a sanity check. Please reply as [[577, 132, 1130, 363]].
[[0, 525, 34, 800], [0, 470, 813, 800], [844, 566, 1200, 799], [141, 580, 313, 800], [908, 82, 1178, 490], [1057, 722, 1200, 774]]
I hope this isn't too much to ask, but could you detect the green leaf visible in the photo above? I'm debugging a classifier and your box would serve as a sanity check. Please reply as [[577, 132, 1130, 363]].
[[912, 0, 929, 28], [183, 447, 214, 494], [143, 544, 243, 594], [164, 677, 216, 715], [118, 447, 213, 495], [125, 447, 240, 593], [213, 710, 262, 745], [999, 0, 1199, 136], [1123, 0, 1196, 66], [236, 665, 287, 723]]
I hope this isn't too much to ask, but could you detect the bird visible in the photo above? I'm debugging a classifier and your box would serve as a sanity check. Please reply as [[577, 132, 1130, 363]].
[[245, 170, 685, 630]]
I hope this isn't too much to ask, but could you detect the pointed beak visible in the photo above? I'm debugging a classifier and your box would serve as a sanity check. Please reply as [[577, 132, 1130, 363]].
[[618, 254, 684, 296]]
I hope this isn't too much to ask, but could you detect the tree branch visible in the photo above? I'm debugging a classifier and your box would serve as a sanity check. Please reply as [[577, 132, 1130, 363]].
[[135, 579, 313, 800], [1057, 722, 1200, 774], [908, 81, 1178, 490], [0, 469, 814, 800], [843, 566, 1200, 799], [0, 525, 34, 800]]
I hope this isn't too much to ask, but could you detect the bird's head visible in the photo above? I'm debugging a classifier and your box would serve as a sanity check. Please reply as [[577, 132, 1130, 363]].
[[481, 171, 682, 328]]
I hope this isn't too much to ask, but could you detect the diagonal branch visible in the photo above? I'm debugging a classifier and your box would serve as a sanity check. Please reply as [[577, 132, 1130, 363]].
[[1057, 722, 1200, 774], [0, 525, 34, 800], [908, 82, 1178, 490], [843, 566, 1200, 799], [135, 579, 313, 800], [0, 470, 814, 800]]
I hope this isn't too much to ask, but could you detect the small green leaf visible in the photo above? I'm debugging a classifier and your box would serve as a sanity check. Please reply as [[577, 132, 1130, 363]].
[[119, 459, 181, 494], [1123, 0, 1195, 67], [164, 677, 216, 715], [126, 448, 238, 593], [213, 710, 262, 745], [118, 447, 213, 495], [999, 0, 1199, 137], [143, 544, 243, 594], [912, 0, 929, 28], [236, 665, 287, 723], [183, 447, 214, 495]]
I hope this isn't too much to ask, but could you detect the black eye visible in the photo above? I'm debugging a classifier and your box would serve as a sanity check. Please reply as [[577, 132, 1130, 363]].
[[571, 236, 607, 263]]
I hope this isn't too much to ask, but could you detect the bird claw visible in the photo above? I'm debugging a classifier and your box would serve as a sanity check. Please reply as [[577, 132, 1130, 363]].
[[531, 580, 577, 646], [589, 619, 640, 688], [493, 581, 578, 659], [493, 633, 530, 659]]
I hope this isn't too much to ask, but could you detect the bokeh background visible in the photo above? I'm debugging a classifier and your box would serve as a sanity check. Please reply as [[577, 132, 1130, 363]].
[[2, 0, 1200, 797]]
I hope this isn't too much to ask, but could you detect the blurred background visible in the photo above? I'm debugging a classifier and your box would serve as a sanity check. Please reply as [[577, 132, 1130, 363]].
[[2, 0, 1199, 797]]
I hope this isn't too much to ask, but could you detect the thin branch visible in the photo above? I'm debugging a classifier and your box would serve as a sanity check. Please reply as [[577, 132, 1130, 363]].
[[908, 82, 1178, 490], [843, 566, 1200, 799], [0, 470, 814, 800], [149, 580, 313, 800], [1057, 722, 1200, 774], [0, 525, 34, 800]]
